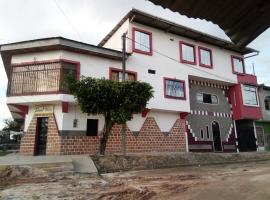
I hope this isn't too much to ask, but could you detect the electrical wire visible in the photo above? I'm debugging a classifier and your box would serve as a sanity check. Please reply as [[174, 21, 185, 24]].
[[126, 36, 239, 83], [52, 0, 84, 42]]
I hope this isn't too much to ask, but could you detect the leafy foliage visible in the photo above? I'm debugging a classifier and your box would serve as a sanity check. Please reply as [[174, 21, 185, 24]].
[[66, 75, 154, 154], [66, 76, 154, 123]]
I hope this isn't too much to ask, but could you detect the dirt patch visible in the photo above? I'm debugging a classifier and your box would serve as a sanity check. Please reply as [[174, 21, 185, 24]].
[[0, 166, 48, 188], [92, 153, 270, 173], [1, 161, 270, 199], [97, 187, 156, 200]]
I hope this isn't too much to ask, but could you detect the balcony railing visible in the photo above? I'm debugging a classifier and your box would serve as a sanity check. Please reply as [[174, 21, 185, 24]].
[[7, 61, 77, 96]]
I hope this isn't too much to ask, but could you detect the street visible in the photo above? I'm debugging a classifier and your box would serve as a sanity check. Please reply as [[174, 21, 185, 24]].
[[1, 161, 270, 199]]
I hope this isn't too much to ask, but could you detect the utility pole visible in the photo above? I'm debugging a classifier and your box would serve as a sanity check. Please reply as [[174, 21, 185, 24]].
[[121, 32, 127, 156]]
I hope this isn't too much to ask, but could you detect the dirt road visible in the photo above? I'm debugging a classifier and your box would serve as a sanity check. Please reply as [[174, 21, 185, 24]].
[[1, 161, 270, 200]]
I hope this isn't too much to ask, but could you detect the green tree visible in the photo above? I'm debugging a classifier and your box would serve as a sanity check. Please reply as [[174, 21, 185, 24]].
[[66, 76, 153, 155], [1, 119, 22, 143]]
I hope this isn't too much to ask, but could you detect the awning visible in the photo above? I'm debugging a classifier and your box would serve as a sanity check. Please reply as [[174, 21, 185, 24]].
[[147, 0, 270, 47]]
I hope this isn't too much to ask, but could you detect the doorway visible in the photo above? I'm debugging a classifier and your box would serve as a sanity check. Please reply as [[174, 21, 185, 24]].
[[35, 117, 48, 155], [212, 121, 222, 152]]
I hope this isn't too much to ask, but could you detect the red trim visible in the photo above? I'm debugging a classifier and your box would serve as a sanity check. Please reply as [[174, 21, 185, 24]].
[[109, 67, 137, 80], [132, 27, 153, 56], [8, 104, 29, 115], [163, 77, 186, 100], [231, 55, 246, 75], [10, 111, 25, 118], [11, 59, 81, 80], [180, 112, 189, 119], [198, 46, 213, 68], [142, 108, 150, 117], [179, 41, 196, 65], [62, 102, 69, 113]]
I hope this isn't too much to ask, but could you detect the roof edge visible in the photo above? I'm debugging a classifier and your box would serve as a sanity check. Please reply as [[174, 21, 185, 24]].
[[98, 9, 257, 54]]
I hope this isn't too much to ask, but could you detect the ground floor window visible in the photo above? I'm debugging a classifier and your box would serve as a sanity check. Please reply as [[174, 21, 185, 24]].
[[86, 119, 98, 136], [164, 78, 185, 99]]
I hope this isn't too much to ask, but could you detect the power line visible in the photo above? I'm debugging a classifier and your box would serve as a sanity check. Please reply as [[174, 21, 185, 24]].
[[126, 36, 236, 83], [52, 0, 84, 42]]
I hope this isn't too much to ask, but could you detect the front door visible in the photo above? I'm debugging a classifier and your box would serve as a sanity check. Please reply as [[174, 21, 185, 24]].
[[36, 117, 48, 155], [212, 121, 222, 152]]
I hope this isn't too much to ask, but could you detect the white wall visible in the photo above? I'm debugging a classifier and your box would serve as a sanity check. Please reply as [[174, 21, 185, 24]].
[[148, 110, 179, 132], [62, 107, 179, 132], [11, 50, 62, 64], [62, 104, 104, 132], [103, 19, 130, 52], [129, 22, 239, 84]]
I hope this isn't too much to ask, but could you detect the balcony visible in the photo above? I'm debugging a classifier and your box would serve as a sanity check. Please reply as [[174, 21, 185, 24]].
[[7, 60, 78, 96]]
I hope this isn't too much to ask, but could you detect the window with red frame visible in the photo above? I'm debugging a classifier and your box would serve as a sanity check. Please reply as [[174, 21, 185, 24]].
[[110, 68, 136, 81], [164, 78, 185, 99], [180, 42, 196, 65], [232, 56, 245, 74], [133, 28, 152, 55], [198, 47, 213, 68]]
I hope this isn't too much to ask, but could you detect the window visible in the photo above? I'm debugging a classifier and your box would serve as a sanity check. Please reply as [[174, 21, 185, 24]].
[[198, 47, 213, 68], [196, 92, 218, 104], [180, 41, 196, 65], [164, 78, 185, 99], [200, 129, 204, 139], [132, 28, 152, 55], [86, 119, 98, 136], [231, 56, 245, 74], [242, 85, 258, 106], [206, 126, 210, 139], [109, 68, 137, 81], [265, 97, 270, 110]]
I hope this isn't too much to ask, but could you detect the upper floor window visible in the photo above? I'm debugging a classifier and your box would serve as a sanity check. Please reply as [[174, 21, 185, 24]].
[[109, 67, 137, 81], [265, 96, 270, 110], [196, 92, 218, 104], [231, 56, 245, 74], [198, 46, 213, 68], [164, 78, 186, 100], [242, 85, 258, 106], [132, 28, 152, 55], [180, 41, 196, 65]]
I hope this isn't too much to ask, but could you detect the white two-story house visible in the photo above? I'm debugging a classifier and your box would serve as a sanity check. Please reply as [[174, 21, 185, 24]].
[[1, 9, 262, 155]]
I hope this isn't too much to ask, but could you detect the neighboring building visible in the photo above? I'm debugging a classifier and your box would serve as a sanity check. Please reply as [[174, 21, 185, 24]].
[[1, 9, 262, 155], [255, 85, 270, 151]]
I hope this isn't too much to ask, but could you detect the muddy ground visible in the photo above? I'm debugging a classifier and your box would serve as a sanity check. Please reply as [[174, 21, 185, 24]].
[[1, 161, 270, 200]]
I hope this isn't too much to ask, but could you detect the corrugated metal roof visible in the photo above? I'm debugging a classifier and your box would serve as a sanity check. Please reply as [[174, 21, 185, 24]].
[[99, 9, 256, 54], [147, 0, 270, 47]]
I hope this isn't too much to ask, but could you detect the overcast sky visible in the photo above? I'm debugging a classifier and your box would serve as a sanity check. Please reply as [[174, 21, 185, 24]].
[[0, 0, 269, 129]]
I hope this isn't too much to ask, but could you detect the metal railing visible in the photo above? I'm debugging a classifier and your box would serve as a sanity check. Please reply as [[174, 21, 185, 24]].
[[7, 61, 76, 96]]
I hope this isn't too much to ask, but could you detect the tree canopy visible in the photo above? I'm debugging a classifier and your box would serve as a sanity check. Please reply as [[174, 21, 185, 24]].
[[66, 76, 154, 154]]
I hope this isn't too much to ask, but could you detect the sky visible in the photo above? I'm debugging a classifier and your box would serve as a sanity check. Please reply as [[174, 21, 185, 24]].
[[0, 0, 269, 129]]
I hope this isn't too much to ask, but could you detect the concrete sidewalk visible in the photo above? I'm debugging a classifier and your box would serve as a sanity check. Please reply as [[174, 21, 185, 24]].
[[0, 154, 98, 174]]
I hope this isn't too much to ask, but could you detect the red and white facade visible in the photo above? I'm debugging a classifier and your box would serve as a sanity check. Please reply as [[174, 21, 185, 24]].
[[1, 9, 262, 155]]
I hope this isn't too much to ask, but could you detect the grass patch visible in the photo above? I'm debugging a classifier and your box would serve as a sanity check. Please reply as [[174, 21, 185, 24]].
[[0, 150, 9, 156]]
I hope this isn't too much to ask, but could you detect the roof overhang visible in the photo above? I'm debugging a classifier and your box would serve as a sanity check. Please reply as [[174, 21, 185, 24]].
[[99, 9, 257, 55], [147, 0, 270, 47], [1, 37, 125, 78]]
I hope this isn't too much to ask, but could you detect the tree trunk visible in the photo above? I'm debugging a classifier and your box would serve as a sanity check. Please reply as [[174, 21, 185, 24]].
[[121, 123, 127, 156], [99, 115, 113, 155]]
